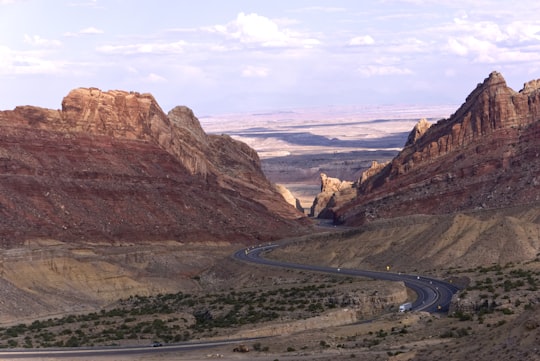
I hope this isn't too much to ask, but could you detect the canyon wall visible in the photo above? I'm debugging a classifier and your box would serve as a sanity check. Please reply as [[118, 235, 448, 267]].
[[319, 72, 540, 226], [0, 88, 309, 246]]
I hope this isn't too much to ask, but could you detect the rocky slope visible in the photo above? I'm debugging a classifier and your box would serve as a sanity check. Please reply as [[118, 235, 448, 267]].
[[320, 72, 540, 226], [0, 88, 309, 246], [275, 203, 540, 271], [0, 239, 236, 324]]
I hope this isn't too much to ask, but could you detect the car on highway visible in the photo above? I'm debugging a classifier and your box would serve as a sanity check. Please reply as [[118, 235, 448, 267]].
[[399, 302, 413, 312]]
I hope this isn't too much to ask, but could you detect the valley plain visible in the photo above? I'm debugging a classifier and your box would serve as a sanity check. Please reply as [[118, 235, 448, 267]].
[[201, 104, 456, 209]]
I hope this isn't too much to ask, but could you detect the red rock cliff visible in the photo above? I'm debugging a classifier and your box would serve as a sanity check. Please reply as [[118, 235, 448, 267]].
[[0, 88, 309, 245], [331, 72, 540, 225]]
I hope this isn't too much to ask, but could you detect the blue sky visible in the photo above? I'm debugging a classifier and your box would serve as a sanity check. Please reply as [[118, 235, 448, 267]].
[[1, 0, 540, 115]]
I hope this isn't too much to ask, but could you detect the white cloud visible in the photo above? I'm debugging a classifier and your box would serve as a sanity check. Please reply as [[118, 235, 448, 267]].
[[505, 21, 540, 42], [446, 37, 469, 56], [443, 15, 540, 64], [234, 12, 284, 44], [445, 35, 540, 64], [24, 35, 62, 48], [212, 12, 320, 48], [97, 41, 186, 55], [387, 38, 428, 53], [0, 45, 64, 75], [356, 65, 413, 77], [80, 27, 104, 35], [241, 65, 269, 78], [446, 36, 497, 62], [349, 35, 375, 46], [449, 16, 540, 44], [64, 27, 104, 37], [495, 50, 540, 63], [143, 73, 166, 83]]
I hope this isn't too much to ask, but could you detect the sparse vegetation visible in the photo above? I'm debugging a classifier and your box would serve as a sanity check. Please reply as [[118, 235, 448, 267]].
[[0, 253, 538, 360], [0, 279, 363, 348], [451, 262, 540, 320]]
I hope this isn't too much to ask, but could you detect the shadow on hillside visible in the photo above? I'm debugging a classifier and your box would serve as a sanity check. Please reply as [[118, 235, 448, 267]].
[[261, 149, 398, 184], [230, 130, 409, 149], [262, 149, 397, 167]]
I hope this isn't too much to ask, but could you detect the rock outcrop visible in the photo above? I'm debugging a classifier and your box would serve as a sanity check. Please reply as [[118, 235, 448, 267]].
[[275, 184, 304, 213], [323, 71, 540, 225], [404, 118, 431, 147], [310, 173, 353, 218], [0, 88, 309, 246], [359, 160, 389, 185]]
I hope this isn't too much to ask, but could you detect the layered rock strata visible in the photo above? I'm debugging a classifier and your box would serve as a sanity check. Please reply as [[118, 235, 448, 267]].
[[0, 88, 309, 245], [320, 72, 540, 225]]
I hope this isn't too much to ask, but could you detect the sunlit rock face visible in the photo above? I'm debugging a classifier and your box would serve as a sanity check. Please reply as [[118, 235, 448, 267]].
[[323, 72, 540, 225], [0, 88, 309, 246]]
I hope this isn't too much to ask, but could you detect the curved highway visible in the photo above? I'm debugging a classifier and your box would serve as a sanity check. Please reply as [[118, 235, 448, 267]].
[[1, 243, 459, 359], [234, 244, 460, 313]]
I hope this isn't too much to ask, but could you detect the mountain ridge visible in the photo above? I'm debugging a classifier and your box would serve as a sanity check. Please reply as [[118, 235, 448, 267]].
[[321, 71, 540, 226], [0, 88, 309, 246]]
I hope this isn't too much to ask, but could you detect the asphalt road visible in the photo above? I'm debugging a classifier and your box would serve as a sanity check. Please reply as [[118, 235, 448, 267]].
[[233, 244, 460, 313], [0, 338, 256, 359]]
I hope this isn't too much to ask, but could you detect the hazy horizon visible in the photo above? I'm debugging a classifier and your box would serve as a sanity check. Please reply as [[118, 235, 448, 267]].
[[199, 103, 456, 160]]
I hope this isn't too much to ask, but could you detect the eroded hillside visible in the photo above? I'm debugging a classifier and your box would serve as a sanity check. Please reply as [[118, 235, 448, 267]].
[[0, 88, 310, 246], [318, 72, 540, 226], [0, 239, 235, 324], [273, 203, 540, 272]]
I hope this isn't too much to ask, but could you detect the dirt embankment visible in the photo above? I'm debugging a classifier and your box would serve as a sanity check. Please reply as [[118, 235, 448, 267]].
[[271, 204, 540, 273], [0, 239, 236, 324]]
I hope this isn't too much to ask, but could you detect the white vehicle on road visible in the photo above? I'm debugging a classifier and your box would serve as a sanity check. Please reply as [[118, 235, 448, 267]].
[[399, 302, 412, 312]]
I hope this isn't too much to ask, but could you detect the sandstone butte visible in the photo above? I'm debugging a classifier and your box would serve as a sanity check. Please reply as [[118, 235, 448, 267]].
[[321, 71, 540, 225], [0, 88, 310, 246]]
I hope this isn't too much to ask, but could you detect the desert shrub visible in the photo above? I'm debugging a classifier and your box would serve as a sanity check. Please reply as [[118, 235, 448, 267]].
[[453, 311, 472, 321], [7, 340, 18, 347], [23, 336, 33, 348], [65, 336, 80, 347], [440, 330, 454, 338]]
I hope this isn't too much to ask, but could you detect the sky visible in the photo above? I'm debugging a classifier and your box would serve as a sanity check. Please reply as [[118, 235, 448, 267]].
[[1, 0, 540, 115]]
